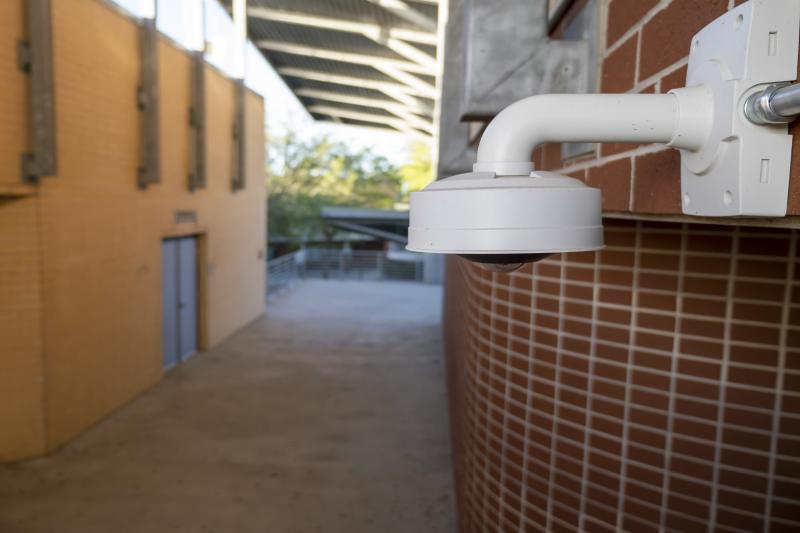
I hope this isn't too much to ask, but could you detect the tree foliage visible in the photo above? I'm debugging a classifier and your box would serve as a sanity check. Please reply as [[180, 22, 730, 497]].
[[267, 133, 411, 244], [399, 141, 433, 202]]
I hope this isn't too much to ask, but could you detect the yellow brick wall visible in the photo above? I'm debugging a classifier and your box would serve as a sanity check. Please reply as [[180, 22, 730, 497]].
[[0, 197, 46, 460], [0, 0, 45, 461], [0, 0, 266, 458], [0, 0, 33, 195]]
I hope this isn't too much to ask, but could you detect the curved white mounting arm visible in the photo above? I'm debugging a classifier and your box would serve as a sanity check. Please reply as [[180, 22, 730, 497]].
[[473, 87, 714, 176], [465, 1, 799, 216]]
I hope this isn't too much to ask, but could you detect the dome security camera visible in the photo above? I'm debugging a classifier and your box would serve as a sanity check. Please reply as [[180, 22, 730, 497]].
[[406, 89, 710, 272], [407, 170, 603, 273], [408, 2, 800, 265]]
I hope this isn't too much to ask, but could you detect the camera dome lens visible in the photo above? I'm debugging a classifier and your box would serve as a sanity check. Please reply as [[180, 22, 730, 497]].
[[475, 262, 525, 273], [457, 253, 552, 273]]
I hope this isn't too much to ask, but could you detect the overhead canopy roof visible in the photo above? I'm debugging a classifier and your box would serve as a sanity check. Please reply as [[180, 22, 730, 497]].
[[226, 0, 441, 139], [322, 206, 409, 244]]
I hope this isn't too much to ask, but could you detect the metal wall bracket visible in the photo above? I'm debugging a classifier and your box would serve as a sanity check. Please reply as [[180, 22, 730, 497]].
[[138, 17, 161, 189], [436, 0, 477, 178], [188, 51, 206, 191], [17, 40, 32, 73], [19, 0, 58, 184], [681, 0, 800, 217], [231, 79, 246, 192], [459, 0, 589, 120]]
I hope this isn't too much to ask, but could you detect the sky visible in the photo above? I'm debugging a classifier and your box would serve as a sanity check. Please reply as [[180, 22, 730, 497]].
[[110, 0, 417, 166]]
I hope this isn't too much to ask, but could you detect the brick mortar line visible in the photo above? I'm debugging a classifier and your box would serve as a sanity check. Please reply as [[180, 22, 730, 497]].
[[577, 249, 602, 529], [490, 327, 797, 393], [487, 335, 800, 407], [543, 253, 569, 531], [487, 429, 768, 529], [634, 28, 643, 86], [516, 263, 542, 529], [496, 274, 514, 528], [629, 154, 636, 211], [596, 0, 610, 92], [614, 220, 643, 530], [492, 296, 798, 337], [764, 228, 797, 533], [485, 417, 800, 509], [506, 412, 800, 492], [559, 143, 670, 175], [603, 0, 673, 56], [658, 223, 688, 531], [632, 56, 689, 94], [707, 226, 739, 532], [477, 272, 497, 526], [477, 364, 800, 470], [460, 261, 483, 531]]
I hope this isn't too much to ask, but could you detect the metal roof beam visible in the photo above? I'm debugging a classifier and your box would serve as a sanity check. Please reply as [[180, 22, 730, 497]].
[[295, 88, 432, 116], [373, 64, 436, 98], [366, 0, 437, 33], [277, 67, 432, 101], [246, 7, 437, 46], [389, 122, 434, 139], [309, 105, 431, 138], [315, 118, 429, 140], [326, 221, 408, 244], [256, 40, 436, 76], [378, 37, 436, 71], [386, 108, 435, 134]]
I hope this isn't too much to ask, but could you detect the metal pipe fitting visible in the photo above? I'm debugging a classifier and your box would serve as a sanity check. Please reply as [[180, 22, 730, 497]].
[[744, 83, 800, 125]]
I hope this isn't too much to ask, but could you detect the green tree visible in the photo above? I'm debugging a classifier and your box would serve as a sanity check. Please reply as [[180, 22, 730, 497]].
[[398, 141, 433, 202], [267, 133, 404, 246]]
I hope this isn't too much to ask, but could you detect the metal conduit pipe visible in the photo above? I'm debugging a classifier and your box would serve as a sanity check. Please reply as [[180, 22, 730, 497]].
[[745, 83, 800, 125]]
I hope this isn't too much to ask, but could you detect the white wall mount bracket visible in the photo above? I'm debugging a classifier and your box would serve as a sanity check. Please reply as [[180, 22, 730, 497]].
[[681, 0, 800, 216]]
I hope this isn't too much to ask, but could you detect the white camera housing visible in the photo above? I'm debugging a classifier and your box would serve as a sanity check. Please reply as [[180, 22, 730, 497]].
[[407, 171, 603, 271], [408, 1, 800, 271]]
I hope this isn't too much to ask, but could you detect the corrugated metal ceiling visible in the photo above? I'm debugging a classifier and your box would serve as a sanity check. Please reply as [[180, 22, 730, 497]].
[[224, 0, 441, 136]]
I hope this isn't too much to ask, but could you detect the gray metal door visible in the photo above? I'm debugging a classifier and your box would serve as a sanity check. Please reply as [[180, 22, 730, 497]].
[[161, 240, 179, 369], [177, 238, 198, 360], [161, 237, 198, 369]]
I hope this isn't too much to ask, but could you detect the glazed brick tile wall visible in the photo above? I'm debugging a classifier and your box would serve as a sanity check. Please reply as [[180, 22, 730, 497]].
[[442, 220, 800, 532], [536, 0, 800, 215], [0, 0, 266, 459]]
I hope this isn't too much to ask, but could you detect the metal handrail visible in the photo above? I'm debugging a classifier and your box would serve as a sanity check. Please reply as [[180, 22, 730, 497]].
[[266, 247, 425, 297]]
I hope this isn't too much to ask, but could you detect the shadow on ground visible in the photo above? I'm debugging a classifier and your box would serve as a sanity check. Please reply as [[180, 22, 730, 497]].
[[0, 280, 454, 533]]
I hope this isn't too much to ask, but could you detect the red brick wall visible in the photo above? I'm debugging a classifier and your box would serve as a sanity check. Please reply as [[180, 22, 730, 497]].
[[444, 222, 800, 532], [444, 0, 800, 533], [534, 0, 800, 215], [443, 3, 800, 531]]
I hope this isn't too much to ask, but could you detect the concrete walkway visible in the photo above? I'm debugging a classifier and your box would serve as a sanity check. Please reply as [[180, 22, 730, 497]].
[[0, 280, 454, 533]]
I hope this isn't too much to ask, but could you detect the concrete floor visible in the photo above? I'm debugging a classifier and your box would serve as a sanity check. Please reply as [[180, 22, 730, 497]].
[[0, 280, 454, 533]]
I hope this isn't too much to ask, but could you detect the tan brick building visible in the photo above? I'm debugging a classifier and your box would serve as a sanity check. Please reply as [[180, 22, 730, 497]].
[[0, 0, 266, 461]]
